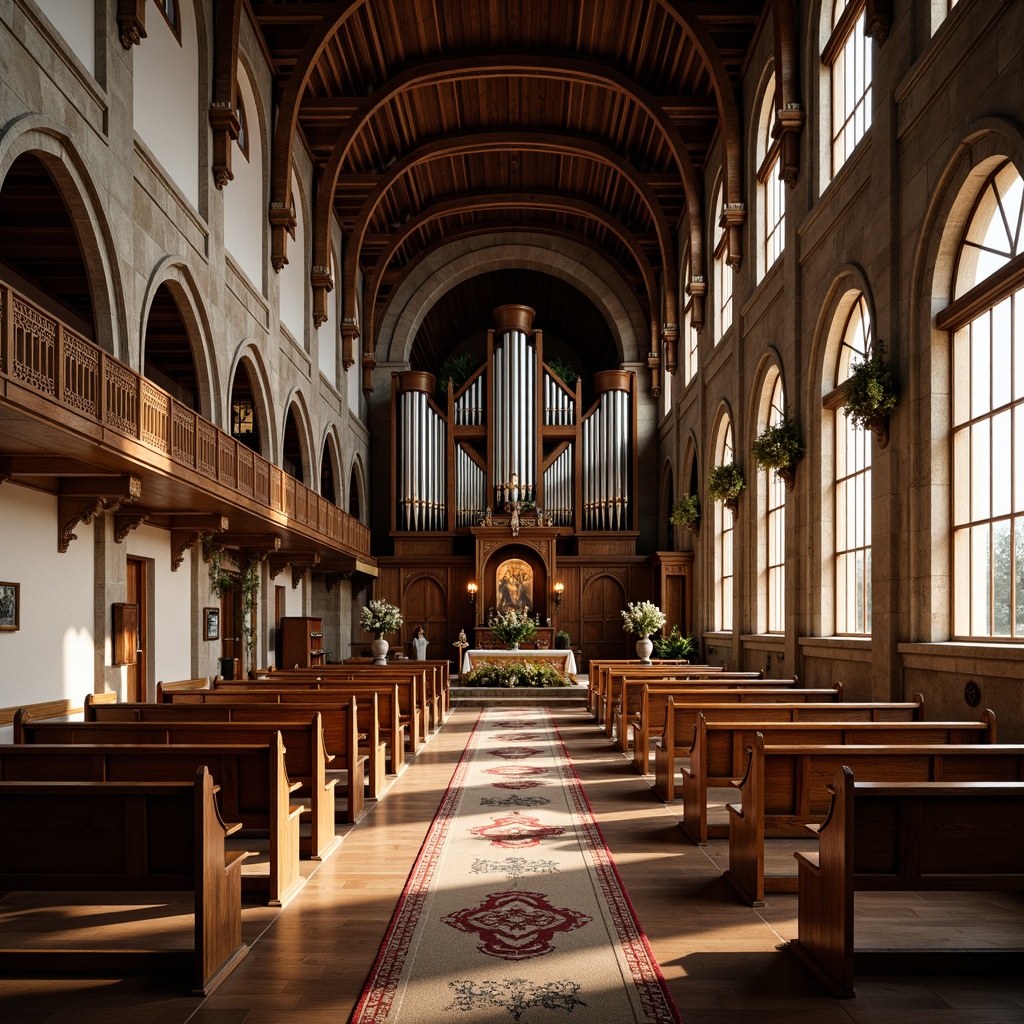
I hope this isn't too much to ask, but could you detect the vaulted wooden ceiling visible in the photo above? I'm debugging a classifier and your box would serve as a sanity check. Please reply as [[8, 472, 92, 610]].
[[246, 0, 777, 382]]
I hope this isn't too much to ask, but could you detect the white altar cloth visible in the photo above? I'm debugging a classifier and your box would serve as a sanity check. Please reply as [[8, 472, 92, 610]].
[[461, 648, 578, 681]]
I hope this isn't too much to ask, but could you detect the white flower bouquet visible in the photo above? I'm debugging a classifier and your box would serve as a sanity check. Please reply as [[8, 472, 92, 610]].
[[361, 599, 403, 638], [488, 608, 538, 648], [621, 600, 666, 638]]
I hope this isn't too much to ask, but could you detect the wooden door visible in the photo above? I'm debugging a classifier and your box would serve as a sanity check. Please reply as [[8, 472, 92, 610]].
[[581, 574, 627, 669], [125, 557, 147, 702], [401, 575, 449, 662], [220, 584, 242, 678]]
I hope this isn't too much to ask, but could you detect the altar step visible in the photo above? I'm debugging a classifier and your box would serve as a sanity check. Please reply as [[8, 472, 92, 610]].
[[451, 682, 589, 707]]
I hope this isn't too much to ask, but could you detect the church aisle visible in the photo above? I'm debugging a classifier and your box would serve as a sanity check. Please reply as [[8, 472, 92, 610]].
[[1, 707, 1022, 1023]]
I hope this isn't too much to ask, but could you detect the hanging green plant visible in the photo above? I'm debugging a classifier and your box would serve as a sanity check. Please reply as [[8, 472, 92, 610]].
[[751, 418, 805, 489], [546, 356, 580, 388], [707, 461, 745, 513], [669, 494, 701, 532], [841, 339, 898, 448], [202, 536, 261, 675], [436, 352, 481, 399]]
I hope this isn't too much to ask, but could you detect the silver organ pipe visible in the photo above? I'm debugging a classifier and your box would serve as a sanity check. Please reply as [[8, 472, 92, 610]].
[[491, 306, 538, 503], [543, 370, 575, 426], [397, 373, 446, 531], [456, 446, 486, 526], [543, 445, 574, 527], [582, 375, 631, 530]]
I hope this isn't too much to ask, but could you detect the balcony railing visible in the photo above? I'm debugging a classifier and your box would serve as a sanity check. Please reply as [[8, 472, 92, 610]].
[[0, 280, 371, 559]]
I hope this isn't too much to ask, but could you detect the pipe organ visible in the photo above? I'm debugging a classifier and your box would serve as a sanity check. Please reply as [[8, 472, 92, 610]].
[[391, 304, 637, 535]]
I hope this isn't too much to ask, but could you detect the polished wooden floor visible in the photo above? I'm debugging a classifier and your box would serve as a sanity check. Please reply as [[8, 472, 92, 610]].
[[2, 705, 1023, 1023]]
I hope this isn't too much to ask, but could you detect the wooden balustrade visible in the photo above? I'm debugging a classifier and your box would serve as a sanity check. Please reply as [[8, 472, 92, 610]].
[[0, 280, 370, 557]]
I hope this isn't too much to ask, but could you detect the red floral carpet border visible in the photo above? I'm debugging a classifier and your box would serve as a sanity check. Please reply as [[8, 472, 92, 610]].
[[350, 709, 681, 1024]]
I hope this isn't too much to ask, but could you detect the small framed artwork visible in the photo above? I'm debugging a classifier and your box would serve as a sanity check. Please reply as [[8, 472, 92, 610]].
[[0, 582, 19, 631], [203, 606, 220, 641]]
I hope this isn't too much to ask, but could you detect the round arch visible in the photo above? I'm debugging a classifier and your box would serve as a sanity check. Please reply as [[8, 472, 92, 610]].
[[318, 424, 344, 504], [226, 340, 277, 459], [139, 256, 220, 422], [280, 387, 315, 484], [347, 454, 367, 522], [0, 114, 127, 360], [375, 234, 647, 368]]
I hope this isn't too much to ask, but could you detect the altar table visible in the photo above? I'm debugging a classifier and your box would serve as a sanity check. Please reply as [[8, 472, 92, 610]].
[[461, 648, 578, 681]]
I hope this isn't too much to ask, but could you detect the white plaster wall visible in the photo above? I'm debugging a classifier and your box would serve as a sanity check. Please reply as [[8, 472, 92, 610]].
[[133, 0, 200, 207], [34, 0, 94, 75], [126, 525, 192, 685], [0, 484, 94, 709], [224, 66, 263, 287], [280, 171, 307, 342]]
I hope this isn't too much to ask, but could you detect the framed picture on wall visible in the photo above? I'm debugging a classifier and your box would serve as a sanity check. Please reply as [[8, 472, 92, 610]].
[[0, 582, 19, 631], [203, 606, 220, 641]]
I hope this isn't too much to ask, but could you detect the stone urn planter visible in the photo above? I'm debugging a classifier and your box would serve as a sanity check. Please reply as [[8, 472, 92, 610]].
[[371, 636, 389, 666], [635, 636, 654, 665]]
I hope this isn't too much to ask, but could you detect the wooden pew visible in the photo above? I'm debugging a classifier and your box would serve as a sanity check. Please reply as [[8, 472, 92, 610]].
[[15, 710, 345, 861], [228, 670, 427, 752], [0, 767, 250, 995], [631, 684, 844, 775], [156, 685, 399, 798], [614, 673, 805, 754], [0, 735, 305, 908], [586, 659, 709, 719], [789, 767, 1024, 997], [663, 708, 997, 844], [727, 734, 1024, 906]]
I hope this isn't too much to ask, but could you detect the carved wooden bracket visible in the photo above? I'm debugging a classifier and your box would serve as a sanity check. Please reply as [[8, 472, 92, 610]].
[[209, 102, 240, 189], [324, 571, 352, 593], [773, 105, 806, 189], [866, 0, 893, 44], [341, 317, 359, 369], [114, 511, 151, 543], [267, 552, 320, 584], [57, 476, 141, 552], [662, 321, 678, 375], [117, 0, 146, 49], [362, 355, 376, 398], [721, 204, 746, 270], [689, 276, 706, 333], [291, 561, 319, 589], [269, 203, 296, 272], [165, 515, 229, 571], [312, 265, 334, 328]]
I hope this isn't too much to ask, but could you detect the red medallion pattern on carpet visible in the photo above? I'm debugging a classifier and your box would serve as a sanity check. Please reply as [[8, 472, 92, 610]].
[[349, 708, 682, 1024]]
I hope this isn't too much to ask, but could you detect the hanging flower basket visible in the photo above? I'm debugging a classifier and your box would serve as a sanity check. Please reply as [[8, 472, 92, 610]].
[[707, 461, 746, 514], [840, 339, 898, 449], [669, 494, 701, 533], [751, 418, 805, 490]]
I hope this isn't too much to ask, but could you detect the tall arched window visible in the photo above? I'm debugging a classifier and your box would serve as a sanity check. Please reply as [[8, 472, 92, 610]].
[[714, 184, 733, 344], [715, 418, 735, 630], [943, 161, 1024, 638], [682, 254, 698, 385], [758, 75, 785, 278], [762, 372, 787, 632], [834, 295, 873, 634], [823, 0, 872, 179]]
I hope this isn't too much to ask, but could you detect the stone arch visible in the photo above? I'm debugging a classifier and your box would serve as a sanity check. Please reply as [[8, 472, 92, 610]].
[[660, 457, 675, 551], [280, 387, 315, 483], [226, 340, 276, 458], [348, 455, 367, 522], [906, 116, 1024, 640], [318, 424, 344, 504], [0, 114, 127, 359], [375, 234, 646, 368], [139, 256, 219, 422]]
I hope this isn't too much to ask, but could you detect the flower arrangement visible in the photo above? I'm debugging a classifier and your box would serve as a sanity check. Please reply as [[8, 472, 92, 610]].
[[461, 661, 569, 688], [652, 625, 698, 661], [621, 600, 666, 638], [841, 339, 898, 448], [707, 461, 746, 512], [751, 418, 805, 489], [669, 494, 701, 531], [360, 599, 403, 638], [488, 608, 538, 648]]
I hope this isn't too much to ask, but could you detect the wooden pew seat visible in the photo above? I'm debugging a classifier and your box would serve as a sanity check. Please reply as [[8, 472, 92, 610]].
[[0, 768, 249, 995]]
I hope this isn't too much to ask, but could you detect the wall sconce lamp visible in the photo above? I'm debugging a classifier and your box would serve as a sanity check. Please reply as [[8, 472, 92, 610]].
[[467, 581, 478, 610], [553, 581, 564, 608]]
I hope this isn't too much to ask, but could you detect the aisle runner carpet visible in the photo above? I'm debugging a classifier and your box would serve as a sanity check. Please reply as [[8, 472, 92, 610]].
[[351, 709, 681, 1024]]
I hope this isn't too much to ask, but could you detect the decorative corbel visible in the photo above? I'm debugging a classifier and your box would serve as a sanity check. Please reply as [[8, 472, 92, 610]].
[[324, 571, 353, 593], [362, 354, 376, 398], [312, 265, 334, 328], [865, 0, 893, 44], [114, 511, 151, 543], [662, 322, 679, 375], [269, 203, 296, 272], [57, 476, 141, 552], [170, 530, 204, 571], [689, 276, 707, 333], [721, 203, 746, 270], [352, 574, 373, 598], [773, 104, 806, 189], [341, 316, 359, 369], [117, 0, 146, 49], [291, 556, 321, 589], [209, 102, 240, 189]]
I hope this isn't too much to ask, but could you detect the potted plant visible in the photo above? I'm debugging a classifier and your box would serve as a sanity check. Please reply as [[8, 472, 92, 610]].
[[554, 629, 571, 650], [203, 537, 261, 677], [488, 608, 537, 650], [840, 339, 898, 448], [707, 461, 746, 514], [621, 600, 667, 665], [670, 494, 701, 534], [651, 625, 698, 662], [751, 417, 805, 490], [361, 598, 404, 665]]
